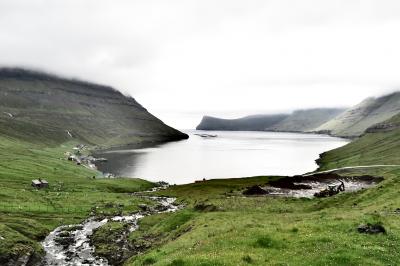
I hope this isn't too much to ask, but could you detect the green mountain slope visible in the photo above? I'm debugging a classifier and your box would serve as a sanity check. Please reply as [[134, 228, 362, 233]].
[[268, 108, 345, 132], [196, 108, 344, 132], [315, 92, 400, 137], [196, 114, 289, 131], [0, 68, 188, 147], [317, 113, 400, 170]]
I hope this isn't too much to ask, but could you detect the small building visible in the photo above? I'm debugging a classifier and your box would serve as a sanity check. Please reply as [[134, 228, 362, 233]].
[[31, 179, 49, 189], [31, 179, 41, 188]]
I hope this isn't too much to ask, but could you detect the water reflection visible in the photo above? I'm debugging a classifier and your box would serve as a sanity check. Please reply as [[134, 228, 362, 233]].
[[95, 130, 349, 184]]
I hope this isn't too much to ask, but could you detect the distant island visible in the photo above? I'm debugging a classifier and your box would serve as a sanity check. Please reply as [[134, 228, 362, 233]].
[[196, 91, 400, 138]]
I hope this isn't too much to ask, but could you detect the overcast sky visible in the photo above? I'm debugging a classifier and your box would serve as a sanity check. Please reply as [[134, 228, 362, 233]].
[[1, 0, 400, 128]]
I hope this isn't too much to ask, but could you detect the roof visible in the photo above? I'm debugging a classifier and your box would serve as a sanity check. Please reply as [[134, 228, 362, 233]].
[[32, 179, 49, 185]]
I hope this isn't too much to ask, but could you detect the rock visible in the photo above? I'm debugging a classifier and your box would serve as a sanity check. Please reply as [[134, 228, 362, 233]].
[[243, 185, 268, 195], [54, 236, 75, 249], [269, 178, 313, 190], [357, 224, 386, 234], [138, 204, 149, 211], [194, 203, 219, 212]]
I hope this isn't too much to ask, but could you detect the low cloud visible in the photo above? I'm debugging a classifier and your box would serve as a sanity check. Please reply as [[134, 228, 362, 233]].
[[1, 0, 400, 128]]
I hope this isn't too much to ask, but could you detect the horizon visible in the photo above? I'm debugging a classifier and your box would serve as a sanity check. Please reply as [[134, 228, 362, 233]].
[[1, 66, 398, 130], [2, 0, 400, 128]]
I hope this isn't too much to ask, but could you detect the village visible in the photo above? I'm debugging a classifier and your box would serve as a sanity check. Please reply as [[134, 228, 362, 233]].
[[31, 144, 112, 189]]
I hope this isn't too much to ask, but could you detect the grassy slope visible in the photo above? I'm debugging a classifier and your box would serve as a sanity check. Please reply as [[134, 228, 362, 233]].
[[0, 135, 155, 263], [317, 114, 400, 170], [0, 68, 187, 148], [123, 119, 400, 265], [316, 92, 400, 137]]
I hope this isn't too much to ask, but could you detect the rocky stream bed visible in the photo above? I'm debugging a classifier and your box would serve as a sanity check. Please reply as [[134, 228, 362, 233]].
[[42, 196, 179, 266]]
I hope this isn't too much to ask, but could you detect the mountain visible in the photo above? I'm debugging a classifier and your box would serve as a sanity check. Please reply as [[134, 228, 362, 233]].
[[196, 108, 345, 132], [196, 114, 289, 131], [268, 108, 345, 132], [315, 92, 400, 137], [317, 112, 400, 170], [0, 68, 188, 147]]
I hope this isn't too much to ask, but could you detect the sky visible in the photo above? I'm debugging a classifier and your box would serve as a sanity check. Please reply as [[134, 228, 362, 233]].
[[1, 0, 400, 129]]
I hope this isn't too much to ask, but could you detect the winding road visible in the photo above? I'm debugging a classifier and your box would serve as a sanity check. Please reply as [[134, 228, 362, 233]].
[[304, 165, 400, 176]]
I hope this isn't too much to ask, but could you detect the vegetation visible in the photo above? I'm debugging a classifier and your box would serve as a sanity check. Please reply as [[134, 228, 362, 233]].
[[0, 135, 155, 263], [0, 68, 188, 148], [196, 108, 344, 132], [0, 71, 399, 265], [123, 116, 400, 265], [316, 92, 400, 137], [317, 113, 400, 170]]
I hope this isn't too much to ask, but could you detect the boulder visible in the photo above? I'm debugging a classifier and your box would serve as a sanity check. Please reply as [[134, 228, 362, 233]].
[[357, 223, 386, 234], [243, 185, 268, 195]]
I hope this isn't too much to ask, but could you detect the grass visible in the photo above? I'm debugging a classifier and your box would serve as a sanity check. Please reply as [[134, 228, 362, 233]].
[[124, 124, 400, 265], [1, 112, 400, 265], [317, 114, 400, 170], [0, 135, 155, 263]]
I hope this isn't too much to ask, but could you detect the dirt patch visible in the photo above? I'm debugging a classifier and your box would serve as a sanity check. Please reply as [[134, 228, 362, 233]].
[[261, 173, 383, 198]]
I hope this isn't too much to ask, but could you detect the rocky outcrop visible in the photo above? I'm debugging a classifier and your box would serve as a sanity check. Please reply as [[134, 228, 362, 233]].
[[357, 224, 386, 234]]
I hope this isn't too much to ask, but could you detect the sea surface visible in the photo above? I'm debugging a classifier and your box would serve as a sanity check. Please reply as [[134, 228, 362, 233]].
[[94, 130, 349, 184]]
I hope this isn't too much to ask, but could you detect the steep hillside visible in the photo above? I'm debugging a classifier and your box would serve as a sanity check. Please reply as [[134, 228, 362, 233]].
[[315, 92, 400, 137], [317, 113, 400, 170], [196, 108, 344, 132], [268, 108, 345, 132], [196, 114, 289, 131], [0, 68, 188, 147]]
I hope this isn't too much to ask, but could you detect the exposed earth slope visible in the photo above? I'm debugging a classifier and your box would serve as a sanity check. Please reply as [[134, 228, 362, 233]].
[[0, 68, 188, 147]]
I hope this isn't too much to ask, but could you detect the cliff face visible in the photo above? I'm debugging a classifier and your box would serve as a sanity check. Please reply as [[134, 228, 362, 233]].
[[196, 108, 345, 132], [0, 68, 188, 146], [315, 92, 400, 137]]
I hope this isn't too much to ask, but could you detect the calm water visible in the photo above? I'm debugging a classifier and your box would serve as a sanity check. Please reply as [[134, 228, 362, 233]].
[[95, 130, 349, 184]]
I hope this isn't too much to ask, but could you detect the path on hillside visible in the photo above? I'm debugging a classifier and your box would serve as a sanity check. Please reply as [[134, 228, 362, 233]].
[[304, 165, 400, 176]]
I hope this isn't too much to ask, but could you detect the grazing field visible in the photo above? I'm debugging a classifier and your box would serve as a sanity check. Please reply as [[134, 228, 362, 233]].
[[0, 136, 155, 264], [125, 168, 400, 266], [1, 114, 400, 265], [123, 120, 400, 265]]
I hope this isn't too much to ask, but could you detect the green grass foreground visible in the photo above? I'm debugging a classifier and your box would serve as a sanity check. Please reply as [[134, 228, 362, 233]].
[[125, 170, 400, 266], [123, 124, 400, 265], [0, 136, 155, 263], [1, 115, 400, 265]]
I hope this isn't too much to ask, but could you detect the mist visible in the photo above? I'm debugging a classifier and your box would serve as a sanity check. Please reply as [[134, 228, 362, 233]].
[[1, 0, 400, 128]]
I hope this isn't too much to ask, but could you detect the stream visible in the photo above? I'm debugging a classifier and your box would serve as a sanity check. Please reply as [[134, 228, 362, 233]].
[[42, 196, 179, 266]]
